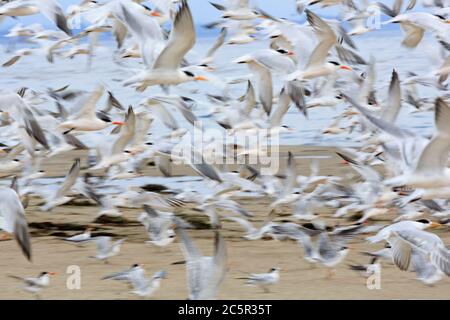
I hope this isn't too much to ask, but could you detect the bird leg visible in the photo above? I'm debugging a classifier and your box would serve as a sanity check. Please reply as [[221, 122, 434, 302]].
[[325, 268, 336, 279], [0, 232, 13, 241], [308, 262, 317, 270]]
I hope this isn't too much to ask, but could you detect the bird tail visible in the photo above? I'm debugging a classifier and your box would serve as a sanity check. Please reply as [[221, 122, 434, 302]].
[[7, 274, 24, 281]]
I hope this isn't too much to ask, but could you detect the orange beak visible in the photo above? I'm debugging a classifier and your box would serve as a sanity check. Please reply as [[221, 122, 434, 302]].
[[340, 65, 352, 71], [112, 121, 124, 125], [287, 51, 295, 56], [151, 11, 161, 17], [49, 272, 57, 276], [194, 75, 208, 81], [430, 222, 442, 228]]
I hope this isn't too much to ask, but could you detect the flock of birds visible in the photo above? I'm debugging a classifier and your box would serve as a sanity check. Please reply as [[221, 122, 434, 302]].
[[0, 0, 449, 299]]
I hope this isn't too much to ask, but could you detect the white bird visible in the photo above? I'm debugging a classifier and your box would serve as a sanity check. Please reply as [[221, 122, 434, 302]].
[[384, 98, 450, 189], [287, 10, 352, 81], [0, 185, 31, 261], [387, 228, 450, 278], [91, 106, 136, 170], [63, 227, 92, 244], [238, 267, 281, 293], [210, 0, 261, 21], [297, 232, 350, 278], [38, 158, 81, 211], [175, 221, 227, 300], [137, 205, 175, 247], [8, 271, 57, 297], [112, 2, 164, 66], [103, 264, 166, 297], [91, 236, 126, 263], [366, 219, 442, 243], [384, 12, 450, 48], [58, 86, 125, 132], [225, 216, 277, 240], [234, 48, 296, 115], [0, 0, 72, 36], [123, 0, 208, 91]]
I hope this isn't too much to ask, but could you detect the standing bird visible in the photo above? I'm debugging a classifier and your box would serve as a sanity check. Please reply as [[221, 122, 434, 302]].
[[63, 227, 92, 245]]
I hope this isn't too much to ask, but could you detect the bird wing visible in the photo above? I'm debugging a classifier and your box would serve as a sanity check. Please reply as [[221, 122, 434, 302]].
[[342, 93, 416, 139], [296, 232, 314, 258], [55, 158, 80, 198], [115, 4, 164, 67], [205, 27, 227, 60], [153, 0, 195, 70], [189, 151, 222, 183], [111, 106, 136, 155], [283, 151, 297, 195], [0, 187, 31, 261], [37, 0, 72, 35], [143, 204, 159, 218], [74, 85, 104, 119], [269, 87, 290, 128], [200, 232, 227, 299], [248, 61, 273, 116], [388, 233, 413, 271], [22, 107, 50, 150], [395, 229, 450, 275], [414, 98, 450, 174], [175, 221, 202, 262], [255, 50, 296, 74], [336, 152, 381, 182], [95, 236, 112, 254], [241, 80, 256, 116], [400, 22, 424, 48], [317, 232, 339, 261], [381, 70, 402, 123], [411, 249, 439, 279], [150, 101, 179, 130], [305, 9, 337, 70], [225, 216, 256, 234]]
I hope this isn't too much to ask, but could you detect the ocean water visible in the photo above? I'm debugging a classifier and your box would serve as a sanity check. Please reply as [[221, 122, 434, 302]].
[[0, 28, 439, 147]]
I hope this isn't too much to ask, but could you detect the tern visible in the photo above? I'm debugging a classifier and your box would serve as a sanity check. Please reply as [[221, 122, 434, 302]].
[[175, 220, 227, 300], [91, 236, 126, 263], [0, 0, 72, 36], [103, 264, 167, 297], [8, 271, 57, 298], [238, 267, 281, 293], [123, 0, 208, 91], [58, 86, 124, 132]]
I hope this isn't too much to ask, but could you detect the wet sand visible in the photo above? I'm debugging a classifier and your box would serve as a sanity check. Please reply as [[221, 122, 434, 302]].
[[1, 146, 449, 299]]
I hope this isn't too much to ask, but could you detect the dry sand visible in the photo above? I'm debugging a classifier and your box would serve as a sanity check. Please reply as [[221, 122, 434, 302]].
[[0, 146, 449, 299]]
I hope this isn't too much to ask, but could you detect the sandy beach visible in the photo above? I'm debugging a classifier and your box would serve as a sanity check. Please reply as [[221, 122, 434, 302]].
[[1, 146, 449, 300]]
